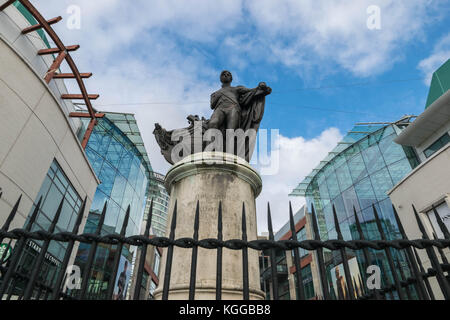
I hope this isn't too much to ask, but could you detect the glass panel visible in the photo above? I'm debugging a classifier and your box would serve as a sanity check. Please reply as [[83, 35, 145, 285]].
[[379, 137, 405, 166], [106, 137, 124, 169], [332, 195, 346, 223], [341, 187, 360, 219], [335, 162, 353, 191], [111, 174, 127, 208], [347, 153, 367, 183], [361, 144, 384, 174], [41, 184, 63, 221], [369, 168, 393, 202], [104, 200, 120, 233], [378, 198, 399, 240], [85, 147, 104, 174], [387, 158, 412, 185], [98, 161, 115, 197], [354, 177, 377, 210], [118, 151, 133, 179], [326, 171, 340, 200]]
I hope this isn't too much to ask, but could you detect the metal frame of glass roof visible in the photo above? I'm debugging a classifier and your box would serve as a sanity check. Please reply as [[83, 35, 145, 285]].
[[289, 116, 416, 197]]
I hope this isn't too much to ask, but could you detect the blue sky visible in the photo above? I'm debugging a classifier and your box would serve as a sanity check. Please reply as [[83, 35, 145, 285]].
[[35, 0, 450, 232]]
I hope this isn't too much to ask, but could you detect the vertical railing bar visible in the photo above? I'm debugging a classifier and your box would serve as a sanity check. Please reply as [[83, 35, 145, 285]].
[[289, 201, 304, 300], [78, 200, 108, 299], [391, 204, 428, 300], [162, 200, 177, 300], [267, 203, 279, 300], [133, 198, 154, 300], [0, 195, 22, 245], [372, 204, 405, 300], [395, 258, 413, 300], [0, 196, 42, 299], [216, 202, 223, 300], [413, 248, 435, 300], [378, 262, 392, 300], [188, 200, 200, 300], [353, 206, 381, 300], [412, 204, 450, 299], [51, 197, 87, 300], [332, 205, 354, 300], [241, 203, 249, 300], [310, 204, 330, 299], [43, 265, 58, 300], [352, 277, 359, 298], [23, 196, 65, 299], [106, 205, 131, 299], [36, 262, 52, 300], [433, 232, 449, 265]]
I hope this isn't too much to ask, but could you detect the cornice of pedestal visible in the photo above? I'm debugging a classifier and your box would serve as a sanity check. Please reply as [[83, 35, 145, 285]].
[[164, 152, 262, 197]]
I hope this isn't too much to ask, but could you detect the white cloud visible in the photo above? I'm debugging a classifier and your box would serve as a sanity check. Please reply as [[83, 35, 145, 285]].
[[240, 0, 436, 77], [255, 128, 343, 234], [418, 33, 450, 84]]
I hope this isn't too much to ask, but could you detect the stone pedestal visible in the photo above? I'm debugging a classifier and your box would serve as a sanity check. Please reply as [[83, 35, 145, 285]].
[[153, 152, 265, 300]]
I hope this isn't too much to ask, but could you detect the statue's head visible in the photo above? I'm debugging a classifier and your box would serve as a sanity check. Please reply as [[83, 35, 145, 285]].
[[220, 70, 232, 84]]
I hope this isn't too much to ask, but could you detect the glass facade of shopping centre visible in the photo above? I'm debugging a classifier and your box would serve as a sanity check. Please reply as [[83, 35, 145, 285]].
[[74, 112, 151, 299], [291, 118, 420, 299]]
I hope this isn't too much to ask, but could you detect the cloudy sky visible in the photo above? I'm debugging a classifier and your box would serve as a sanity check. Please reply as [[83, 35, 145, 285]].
[[33, 0, 449, 233]]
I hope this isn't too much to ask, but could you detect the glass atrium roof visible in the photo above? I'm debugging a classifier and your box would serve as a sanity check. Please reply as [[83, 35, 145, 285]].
[[289, 117, 415, 197], [102, 112, 153, 180]]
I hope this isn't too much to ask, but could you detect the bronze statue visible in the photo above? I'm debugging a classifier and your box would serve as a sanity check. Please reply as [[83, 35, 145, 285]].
[[154, 70, 271, 164]]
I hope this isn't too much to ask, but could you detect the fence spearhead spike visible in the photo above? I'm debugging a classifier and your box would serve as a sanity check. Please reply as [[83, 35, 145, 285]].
[[144, 198, 154, 237], [353, 206, 365, 240], [332, 204, 343, 240], [392, 204, 407, 239]]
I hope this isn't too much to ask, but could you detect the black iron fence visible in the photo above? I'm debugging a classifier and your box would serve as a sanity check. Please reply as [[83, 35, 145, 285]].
[[0, 192, 449, 300]]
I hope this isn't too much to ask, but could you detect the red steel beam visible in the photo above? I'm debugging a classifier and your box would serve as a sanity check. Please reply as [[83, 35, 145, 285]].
[[0, 0, 15, 11], [53, 73, 92, 79], [44, 51, 67, 83], [69, 112, 105, 118], [38, 45, 79, 55], [22, 16, 62, 34], [62, 94, 99, 100], [18, 0, 96, 121], [81, 118, 97, 149]]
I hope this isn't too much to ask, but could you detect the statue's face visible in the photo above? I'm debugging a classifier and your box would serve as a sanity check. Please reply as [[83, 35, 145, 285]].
[[220, 71, 232, 84]]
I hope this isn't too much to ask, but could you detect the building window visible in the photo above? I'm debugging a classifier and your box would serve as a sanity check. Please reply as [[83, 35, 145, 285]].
[[294, 265, 315, 299], [13, 160, 82, 297], [149, 280, 157, 299], [28, 159, 82, 261], [140, 271, 149, 300], [427, 202, 450, 238], [153, 249, 161, 276], [424, 133, 450, 158]]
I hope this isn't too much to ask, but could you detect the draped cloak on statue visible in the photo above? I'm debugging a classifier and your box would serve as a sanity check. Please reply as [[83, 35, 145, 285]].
[[153, 85, 270, 165]]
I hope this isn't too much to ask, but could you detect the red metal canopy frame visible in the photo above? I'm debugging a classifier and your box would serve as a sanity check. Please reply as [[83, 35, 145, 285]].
[[1, 0, 101, 149]]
